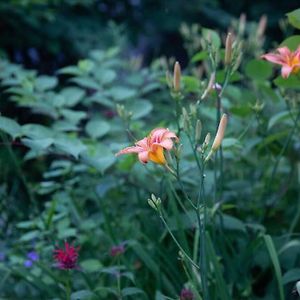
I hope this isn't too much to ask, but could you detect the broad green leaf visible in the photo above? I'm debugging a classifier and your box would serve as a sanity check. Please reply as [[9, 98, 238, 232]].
[[0, 116, 22, 138], [71, 290, 94, 300], [287, 9, 300, 30], [60, 109, 87, 124], [22, 138, 53, 151], [109, 86, 137, 101], [58, 228, 77, 239], [280, 35, 300, 51], [71, 77, 100, 90], [80, 259, 102, 272], [202, 28, 221, 48], [282, 268, 300, 284], [22, 124, 53, 139], [20, 230, 40, 242], [122, 287, 145, 298], [35, 76, 58, 91], [85, 118, 110, 139], [61, 87, 86, 107], [245, 59, 273, 80], [274, 74, 300, 89], [191, 51, 209, 63], [80, 144, 116, 174], [182, 76, 201, 92], [268, 110, 295, 130], [127, 99, 153, 120], [54, 136, 87, 158]]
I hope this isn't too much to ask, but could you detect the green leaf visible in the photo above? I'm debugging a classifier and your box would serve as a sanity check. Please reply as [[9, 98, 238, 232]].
[[282, 268, 300, 285], [109, 86, 137, 101], [60, 109, 87, 125], [20, 230, 40, 242], [191, 51, 209, 63], [61, 87, 86, 107], [85, 118, 110, 139], [182, 76, 201, 92], [245, 59, 273, 80], [202, 28, 221, 48], [121, 287, 145, 298], [263, 235, 284, 300], [71, 77, 99, 90], [58, 228, 77, 239], [80, 144, 116, 174], [71, 290, 94, 300], [268, 110, 295, 130], [54, 136, 87, 158], [274, 74, 300, 89], [35, 76, 58, 91], [280, 35, 300, 51], [287, 9, 300, 30], [80, 259, 102, 272], [21, 138, 54, 151], [0, 116, 22, 138], [127, 99, 153, 120], [22, 124, 53, 139]]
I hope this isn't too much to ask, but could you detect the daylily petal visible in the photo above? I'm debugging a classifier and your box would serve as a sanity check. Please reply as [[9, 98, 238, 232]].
[[148, 146, 166, 164], [261, 53, 286, 65], [149, 128, 167, 143], [162, 130, 178, 141], [277, 47, 291, 57], [281, 65, 293, 78], [138, 151, 149, 163], [116, 145, 144, 156], [136, 137, 149, 149], [154, 138, 173, 150]]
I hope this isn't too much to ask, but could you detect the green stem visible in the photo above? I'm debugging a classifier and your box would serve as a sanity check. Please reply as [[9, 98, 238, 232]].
[[159, 213, 199, 269], [65, 271, 71, 300], [197, 158, 209, 300], [117, 258, 122, 300]]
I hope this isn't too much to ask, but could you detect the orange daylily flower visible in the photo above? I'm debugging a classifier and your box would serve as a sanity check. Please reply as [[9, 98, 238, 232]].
[[116, 128, 178, 164], [261, 46, 300, 78]]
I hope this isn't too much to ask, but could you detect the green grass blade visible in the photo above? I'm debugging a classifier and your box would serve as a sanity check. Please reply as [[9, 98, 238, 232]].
[[263, 234, 285, 300], [206, 233, 231, 300]]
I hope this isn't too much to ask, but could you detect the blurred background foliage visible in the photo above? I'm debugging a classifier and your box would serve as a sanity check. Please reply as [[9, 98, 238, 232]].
[[1, 0, 300, 72], [0, 1, 300, 300]]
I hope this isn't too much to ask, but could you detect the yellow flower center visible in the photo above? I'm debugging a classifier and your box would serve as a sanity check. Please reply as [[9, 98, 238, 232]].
[[148, 146, 166, 164]]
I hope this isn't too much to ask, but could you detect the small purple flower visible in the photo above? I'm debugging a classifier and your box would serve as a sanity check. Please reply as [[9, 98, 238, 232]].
[[27, 251, 39, 262], [180, 288, 194, 300], [24, 260, 33, 268], [110, 244, 125, 257], [0, 252, 5, 261]]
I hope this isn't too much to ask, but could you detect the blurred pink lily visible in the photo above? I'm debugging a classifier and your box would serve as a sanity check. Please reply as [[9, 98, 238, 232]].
[[261, 46, 300, 78], [116, 128, 178, 164]]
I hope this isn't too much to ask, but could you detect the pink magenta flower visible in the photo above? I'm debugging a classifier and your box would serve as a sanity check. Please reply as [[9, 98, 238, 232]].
[[180, 288, 194, 300], [53, 241, 79, 270], [110, 244, 125, 257], [261, 46, 300, 78], [116, 128, 178, 164]]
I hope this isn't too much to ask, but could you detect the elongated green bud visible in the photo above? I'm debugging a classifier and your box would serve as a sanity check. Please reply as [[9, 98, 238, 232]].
[[257, 14, 267, 38], [195, 119, 202, 142], [148, 194, 161, 211], [225, 33, 233, 65], [173, 61, 181, 92]]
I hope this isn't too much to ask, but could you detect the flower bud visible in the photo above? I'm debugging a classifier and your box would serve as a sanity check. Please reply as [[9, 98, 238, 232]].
[[212, 114, 228, 151], [205, 114, 228, 162], [148, 194, 161, 211], [225, 33, 233, 65], [173, 61, 181, 92], [257, 14, 267, 38], [238, 13, 246, 36], [182, 107, 190, 131], [201, 72, 215, 100], [195, 119, 202, 143]]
